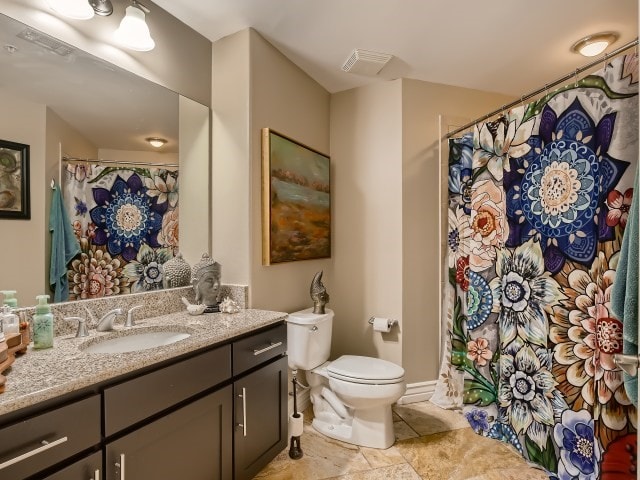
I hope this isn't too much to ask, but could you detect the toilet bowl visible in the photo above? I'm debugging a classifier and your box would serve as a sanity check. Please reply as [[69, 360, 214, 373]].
[[287, 309, 406, 449]]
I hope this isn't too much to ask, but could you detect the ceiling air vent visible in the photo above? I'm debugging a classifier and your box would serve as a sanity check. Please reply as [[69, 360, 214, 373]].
[[17, 29, 74, 57], [341, 48, 393, 76]]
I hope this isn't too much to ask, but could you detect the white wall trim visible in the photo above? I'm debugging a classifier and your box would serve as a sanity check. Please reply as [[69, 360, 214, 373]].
[[397, 380, 437, 405]]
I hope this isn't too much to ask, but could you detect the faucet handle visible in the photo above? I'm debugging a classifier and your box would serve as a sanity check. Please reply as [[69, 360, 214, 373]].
[[65, 316, 88, 338], [125, 305, 143, 328]]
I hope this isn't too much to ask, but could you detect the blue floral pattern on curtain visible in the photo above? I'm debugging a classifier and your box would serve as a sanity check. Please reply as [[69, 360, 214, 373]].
[[63, 164, 179, 299], [433, 53, 638, 478]]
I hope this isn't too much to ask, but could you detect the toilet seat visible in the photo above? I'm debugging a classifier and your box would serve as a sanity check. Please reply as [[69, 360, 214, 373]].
[[326, 355, 404, 385]]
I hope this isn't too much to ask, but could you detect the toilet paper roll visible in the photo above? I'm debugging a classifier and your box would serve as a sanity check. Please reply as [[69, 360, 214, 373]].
[[372, 317, 392, 333], [289, 413, 304, 437]]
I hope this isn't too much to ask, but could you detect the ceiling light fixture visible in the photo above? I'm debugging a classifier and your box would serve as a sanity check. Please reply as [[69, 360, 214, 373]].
[[114, 1, 155, 52], [571, 32, 619, 57], [146, 137, 166, 148], [45, 0, 95, 20]]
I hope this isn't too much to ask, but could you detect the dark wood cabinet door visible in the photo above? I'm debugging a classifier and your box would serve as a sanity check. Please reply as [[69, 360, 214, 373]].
[[44, 451, 102, 480], [234, 356, 287, 480], [106, 386, 232, 480]]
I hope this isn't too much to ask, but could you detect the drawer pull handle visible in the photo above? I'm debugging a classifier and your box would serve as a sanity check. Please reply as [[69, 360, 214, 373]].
[[253, 341, 283, 356], [238, 387, 247, 437], [115, 453, 125, 480], [0, 436, 68, 470], [92, 468, 101, 480]]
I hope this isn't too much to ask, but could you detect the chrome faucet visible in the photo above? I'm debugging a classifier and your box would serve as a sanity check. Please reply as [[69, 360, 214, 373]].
[[96, 308, 123, 332], [124, 305, 143, 328]]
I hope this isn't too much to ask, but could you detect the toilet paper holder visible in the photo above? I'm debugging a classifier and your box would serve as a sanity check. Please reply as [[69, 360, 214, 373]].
[[368, 317, 398, 329]]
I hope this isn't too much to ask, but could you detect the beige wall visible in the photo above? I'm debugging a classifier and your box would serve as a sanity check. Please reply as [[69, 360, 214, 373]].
[[248, 29, 331, 312], [0, 92, 46, 306], [178, 96, 211, 265], [401, 79, 514, 383], [329, 79, 514, 382], [212, 28, 331, 312], [330, 81, 404, 365], [211, 29, 251, 285], [45, 109, 98, 299]]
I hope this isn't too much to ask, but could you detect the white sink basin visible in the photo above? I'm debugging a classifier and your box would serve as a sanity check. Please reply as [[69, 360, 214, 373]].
[[82, 331, 190, 354]]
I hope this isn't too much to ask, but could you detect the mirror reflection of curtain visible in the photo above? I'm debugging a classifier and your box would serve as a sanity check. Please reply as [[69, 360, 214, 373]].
[[434, 53, 638, 478], [63, 164, 179, 300]]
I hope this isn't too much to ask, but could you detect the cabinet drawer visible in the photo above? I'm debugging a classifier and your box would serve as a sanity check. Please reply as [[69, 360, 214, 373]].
[[0, 395, 100, 480], [233, 323, 286, 375], [104, 344, 231, 437]]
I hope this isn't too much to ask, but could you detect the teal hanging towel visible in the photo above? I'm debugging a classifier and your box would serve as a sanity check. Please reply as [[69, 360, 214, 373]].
[[611, 165, 639, 407], [49, 183, 81, 302]]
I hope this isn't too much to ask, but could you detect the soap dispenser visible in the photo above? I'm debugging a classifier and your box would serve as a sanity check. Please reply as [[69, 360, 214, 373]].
[[33, 295, 54, 349], [0, 290, 17, 308], [1, 305, 19, 335]]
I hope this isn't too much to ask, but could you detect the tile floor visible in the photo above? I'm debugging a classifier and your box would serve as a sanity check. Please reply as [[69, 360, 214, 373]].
[[254, 401, 550, 480]]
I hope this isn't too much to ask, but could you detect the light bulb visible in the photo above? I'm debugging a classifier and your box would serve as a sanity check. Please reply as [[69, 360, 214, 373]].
[[578, 41, 610, 57], [146, 137, 166, 148], [114, 4, 155, 52], [46, 0, 95, 20]]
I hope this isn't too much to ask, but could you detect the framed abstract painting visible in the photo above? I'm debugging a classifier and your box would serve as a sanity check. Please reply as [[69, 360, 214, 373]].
[[261, 128, 331, 265], [0, 139, 30, 219]]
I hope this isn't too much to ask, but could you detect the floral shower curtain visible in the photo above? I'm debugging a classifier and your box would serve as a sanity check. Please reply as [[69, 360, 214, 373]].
[[433, 53, 638, 478], [63, 164, 179, 300]]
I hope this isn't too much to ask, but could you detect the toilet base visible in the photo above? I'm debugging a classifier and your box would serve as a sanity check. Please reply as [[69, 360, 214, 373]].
[[311, 404, 396, 449]]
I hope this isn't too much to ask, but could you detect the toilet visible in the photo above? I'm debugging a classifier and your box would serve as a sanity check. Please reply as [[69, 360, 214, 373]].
[[287, 308, 405, 449]]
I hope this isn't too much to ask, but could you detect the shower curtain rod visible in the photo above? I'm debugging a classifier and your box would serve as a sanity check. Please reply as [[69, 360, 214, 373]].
[[62, 156, 178, 169], [445, 38, 639, 139]]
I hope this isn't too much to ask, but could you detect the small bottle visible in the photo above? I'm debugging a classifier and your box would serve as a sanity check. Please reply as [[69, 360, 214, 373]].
[[33, 295, 54, 349], [0, 290, 17, 308], [1, 305, 19, 335]]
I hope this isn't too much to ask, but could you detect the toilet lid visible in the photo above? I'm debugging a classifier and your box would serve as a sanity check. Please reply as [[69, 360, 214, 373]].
[[327, 355, 404, 384]]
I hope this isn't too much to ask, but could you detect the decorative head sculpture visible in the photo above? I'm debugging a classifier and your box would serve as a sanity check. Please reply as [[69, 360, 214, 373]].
[[310, 271, 330, 314], [191, 253, 222, 307]]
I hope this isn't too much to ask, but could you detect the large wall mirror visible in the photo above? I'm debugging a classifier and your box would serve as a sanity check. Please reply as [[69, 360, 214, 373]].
[[0, 12, 210, 304]]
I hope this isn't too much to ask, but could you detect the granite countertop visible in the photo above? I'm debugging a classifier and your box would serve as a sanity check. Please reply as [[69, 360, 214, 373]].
[[0, 309, 287, 417]]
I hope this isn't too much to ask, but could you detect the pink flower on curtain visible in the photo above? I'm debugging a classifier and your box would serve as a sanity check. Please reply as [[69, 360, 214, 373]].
[[469, 179, 508, 272], [159, 207, 179, 254], [606, 188, 633, 228], [551, 250, 633, 436], [467, 337, 492, 366]]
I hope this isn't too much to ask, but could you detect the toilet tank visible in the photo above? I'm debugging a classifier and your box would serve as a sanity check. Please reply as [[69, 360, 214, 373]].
[[287, 308, 334, 371]]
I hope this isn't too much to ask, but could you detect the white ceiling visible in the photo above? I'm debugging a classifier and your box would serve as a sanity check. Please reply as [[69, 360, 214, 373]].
[[153, 0, 639, 96]]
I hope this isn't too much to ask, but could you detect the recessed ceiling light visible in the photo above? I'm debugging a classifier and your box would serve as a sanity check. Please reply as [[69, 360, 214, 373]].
[[571, 32, 619, 57], [146, 137, 167, 148]]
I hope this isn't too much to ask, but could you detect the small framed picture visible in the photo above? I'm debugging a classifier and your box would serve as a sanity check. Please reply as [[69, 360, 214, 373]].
[[261, 128, 331, 265], [0, 139, 30, 219]]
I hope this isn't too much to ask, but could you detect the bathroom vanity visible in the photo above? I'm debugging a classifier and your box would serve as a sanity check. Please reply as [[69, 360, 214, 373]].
[[0, 309, 287, 480]]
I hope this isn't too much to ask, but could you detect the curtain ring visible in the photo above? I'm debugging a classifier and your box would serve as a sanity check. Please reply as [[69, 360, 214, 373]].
[[603, 52, 608, 72], [574, 68, 579, 87]]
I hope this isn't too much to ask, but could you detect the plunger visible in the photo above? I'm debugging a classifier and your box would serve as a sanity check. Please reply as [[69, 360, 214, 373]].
[[288, 374, 303, 459]]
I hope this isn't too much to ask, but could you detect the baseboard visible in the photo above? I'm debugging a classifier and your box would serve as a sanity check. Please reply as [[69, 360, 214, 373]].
[[396, 380, 437, 405]]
